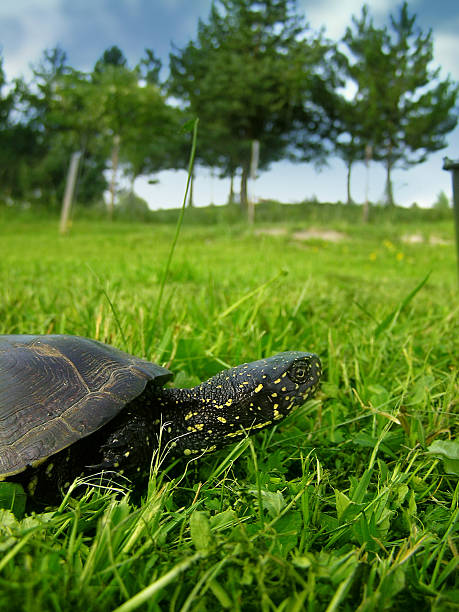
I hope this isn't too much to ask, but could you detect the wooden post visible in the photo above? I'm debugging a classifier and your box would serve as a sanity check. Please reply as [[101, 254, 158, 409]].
[[59, 151, 81, 235], [248, 139, 259, 225]]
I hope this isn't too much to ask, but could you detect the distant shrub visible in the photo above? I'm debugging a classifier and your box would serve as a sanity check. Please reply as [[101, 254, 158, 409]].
[[433, 190, 451, 210], [115, 190, 152, 221]]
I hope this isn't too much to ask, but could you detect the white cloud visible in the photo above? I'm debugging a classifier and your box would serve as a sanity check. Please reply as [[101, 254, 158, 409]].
[[434, 29, 459, 79], [1, 1, 67, 80], [301, 0, 402, 39]]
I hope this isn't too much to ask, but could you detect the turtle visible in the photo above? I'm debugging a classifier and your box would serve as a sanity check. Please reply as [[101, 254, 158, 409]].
[[0, 334, 321, 503]]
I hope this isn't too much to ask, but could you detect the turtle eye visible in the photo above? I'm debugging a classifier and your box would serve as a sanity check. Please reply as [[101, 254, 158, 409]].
[[287, 361, 309, 384]]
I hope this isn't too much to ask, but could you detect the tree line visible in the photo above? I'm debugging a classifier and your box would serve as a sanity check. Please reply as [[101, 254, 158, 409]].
[[0, 0, 457, 213]]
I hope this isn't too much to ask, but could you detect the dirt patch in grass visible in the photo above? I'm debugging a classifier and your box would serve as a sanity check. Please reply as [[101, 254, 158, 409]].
[[254, 227, 348, 242], [254, 227, 288, 237], [292, 229, 348, 242], [401, 233, 453, 245]]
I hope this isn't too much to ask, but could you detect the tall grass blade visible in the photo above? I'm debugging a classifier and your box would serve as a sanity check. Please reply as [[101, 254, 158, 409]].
[[149, 119, 199, 341], [375, 272, 431, 337], [113, 552, 203, 612]]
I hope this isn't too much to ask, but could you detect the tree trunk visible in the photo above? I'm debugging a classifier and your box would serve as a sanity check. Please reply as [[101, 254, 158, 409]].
[[385, 147, 395, 206], [129, 174, 136, 207], [346, 160, 353, 204], [362, 144, 372, 223], [247, 139, 259, 225], [108, 134, 120, 219], [228, 170, 235, 205], [240, 162, 249, 211]]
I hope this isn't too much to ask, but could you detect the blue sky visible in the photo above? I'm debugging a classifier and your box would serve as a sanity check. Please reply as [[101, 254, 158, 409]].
[[1, 0, 458, 209]]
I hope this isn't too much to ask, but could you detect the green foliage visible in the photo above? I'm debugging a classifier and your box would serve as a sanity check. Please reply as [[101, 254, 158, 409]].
[[1, 4, 458, 213], [342, 3, 459, 205], [0, 484, 26, 519], [0, 212, 457, 610], [169, 0, 336, 207], [94, 45, 128, 71], [433, 190, 451, 210], [427, 440, 459, 476], [115, 190, 151, 221], [1, 45, 182, 209]]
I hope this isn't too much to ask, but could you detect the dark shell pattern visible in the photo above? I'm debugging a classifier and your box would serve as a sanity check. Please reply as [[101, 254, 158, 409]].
[[0, 335, 172, 478]]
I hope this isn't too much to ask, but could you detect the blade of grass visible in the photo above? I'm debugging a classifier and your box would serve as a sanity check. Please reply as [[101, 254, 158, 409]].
[[149, 119, 199, 340], [375, 272, 431, 337], [112, 552, 203, 612], [86, 265, 128, 350], [218, 268, 288, 320]]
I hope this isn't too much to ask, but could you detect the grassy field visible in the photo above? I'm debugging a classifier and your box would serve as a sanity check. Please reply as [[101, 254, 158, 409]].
[[0, 210, 457, 611]]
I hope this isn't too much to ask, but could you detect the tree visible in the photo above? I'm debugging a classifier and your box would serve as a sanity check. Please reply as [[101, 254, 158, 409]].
[[169, 0, 333, 211], [331, 66, 377, 205], [343, 3, 459, 205], [139, 49, 162, 85], [10, 46, 74, 206], [94, 45, 127, 72], [0, 54, 21, 200], [7, 46, 109, 206], [91, 51, 181, 215]]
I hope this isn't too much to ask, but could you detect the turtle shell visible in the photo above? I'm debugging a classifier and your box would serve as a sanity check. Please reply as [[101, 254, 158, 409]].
[[0, 335, 172, 478]]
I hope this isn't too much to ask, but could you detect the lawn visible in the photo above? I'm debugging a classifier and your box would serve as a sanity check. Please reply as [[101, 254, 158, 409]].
[[0, 212, 457, 611]]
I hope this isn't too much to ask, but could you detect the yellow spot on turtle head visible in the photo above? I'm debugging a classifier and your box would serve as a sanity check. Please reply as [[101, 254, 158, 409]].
[[184, 449, 192, 456], [225, 399, 233, 406], [274, 378, 281, 384], [254, 384, 263, 393], [217, 416, 227, 423], [252, 420, 272, 429], [226, 431, 244, 438], [185, 411, 193, 421]]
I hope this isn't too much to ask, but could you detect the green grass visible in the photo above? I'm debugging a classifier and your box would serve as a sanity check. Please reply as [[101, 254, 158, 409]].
[[0, 213, 457, 611]]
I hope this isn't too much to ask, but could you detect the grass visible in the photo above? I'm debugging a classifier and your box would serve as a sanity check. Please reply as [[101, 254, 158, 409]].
[[0, 209, 457, 611]]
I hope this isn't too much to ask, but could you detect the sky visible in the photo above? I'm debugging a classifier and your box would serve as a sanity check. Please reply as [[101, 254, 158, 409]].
[[1, 0, 458, 209]]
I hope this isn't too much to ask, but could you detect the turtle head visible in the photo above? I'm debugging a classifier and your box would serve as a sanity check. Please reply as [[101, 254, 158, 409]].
[[222, 351, 322, 425], [164, 352, 322, 457]]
